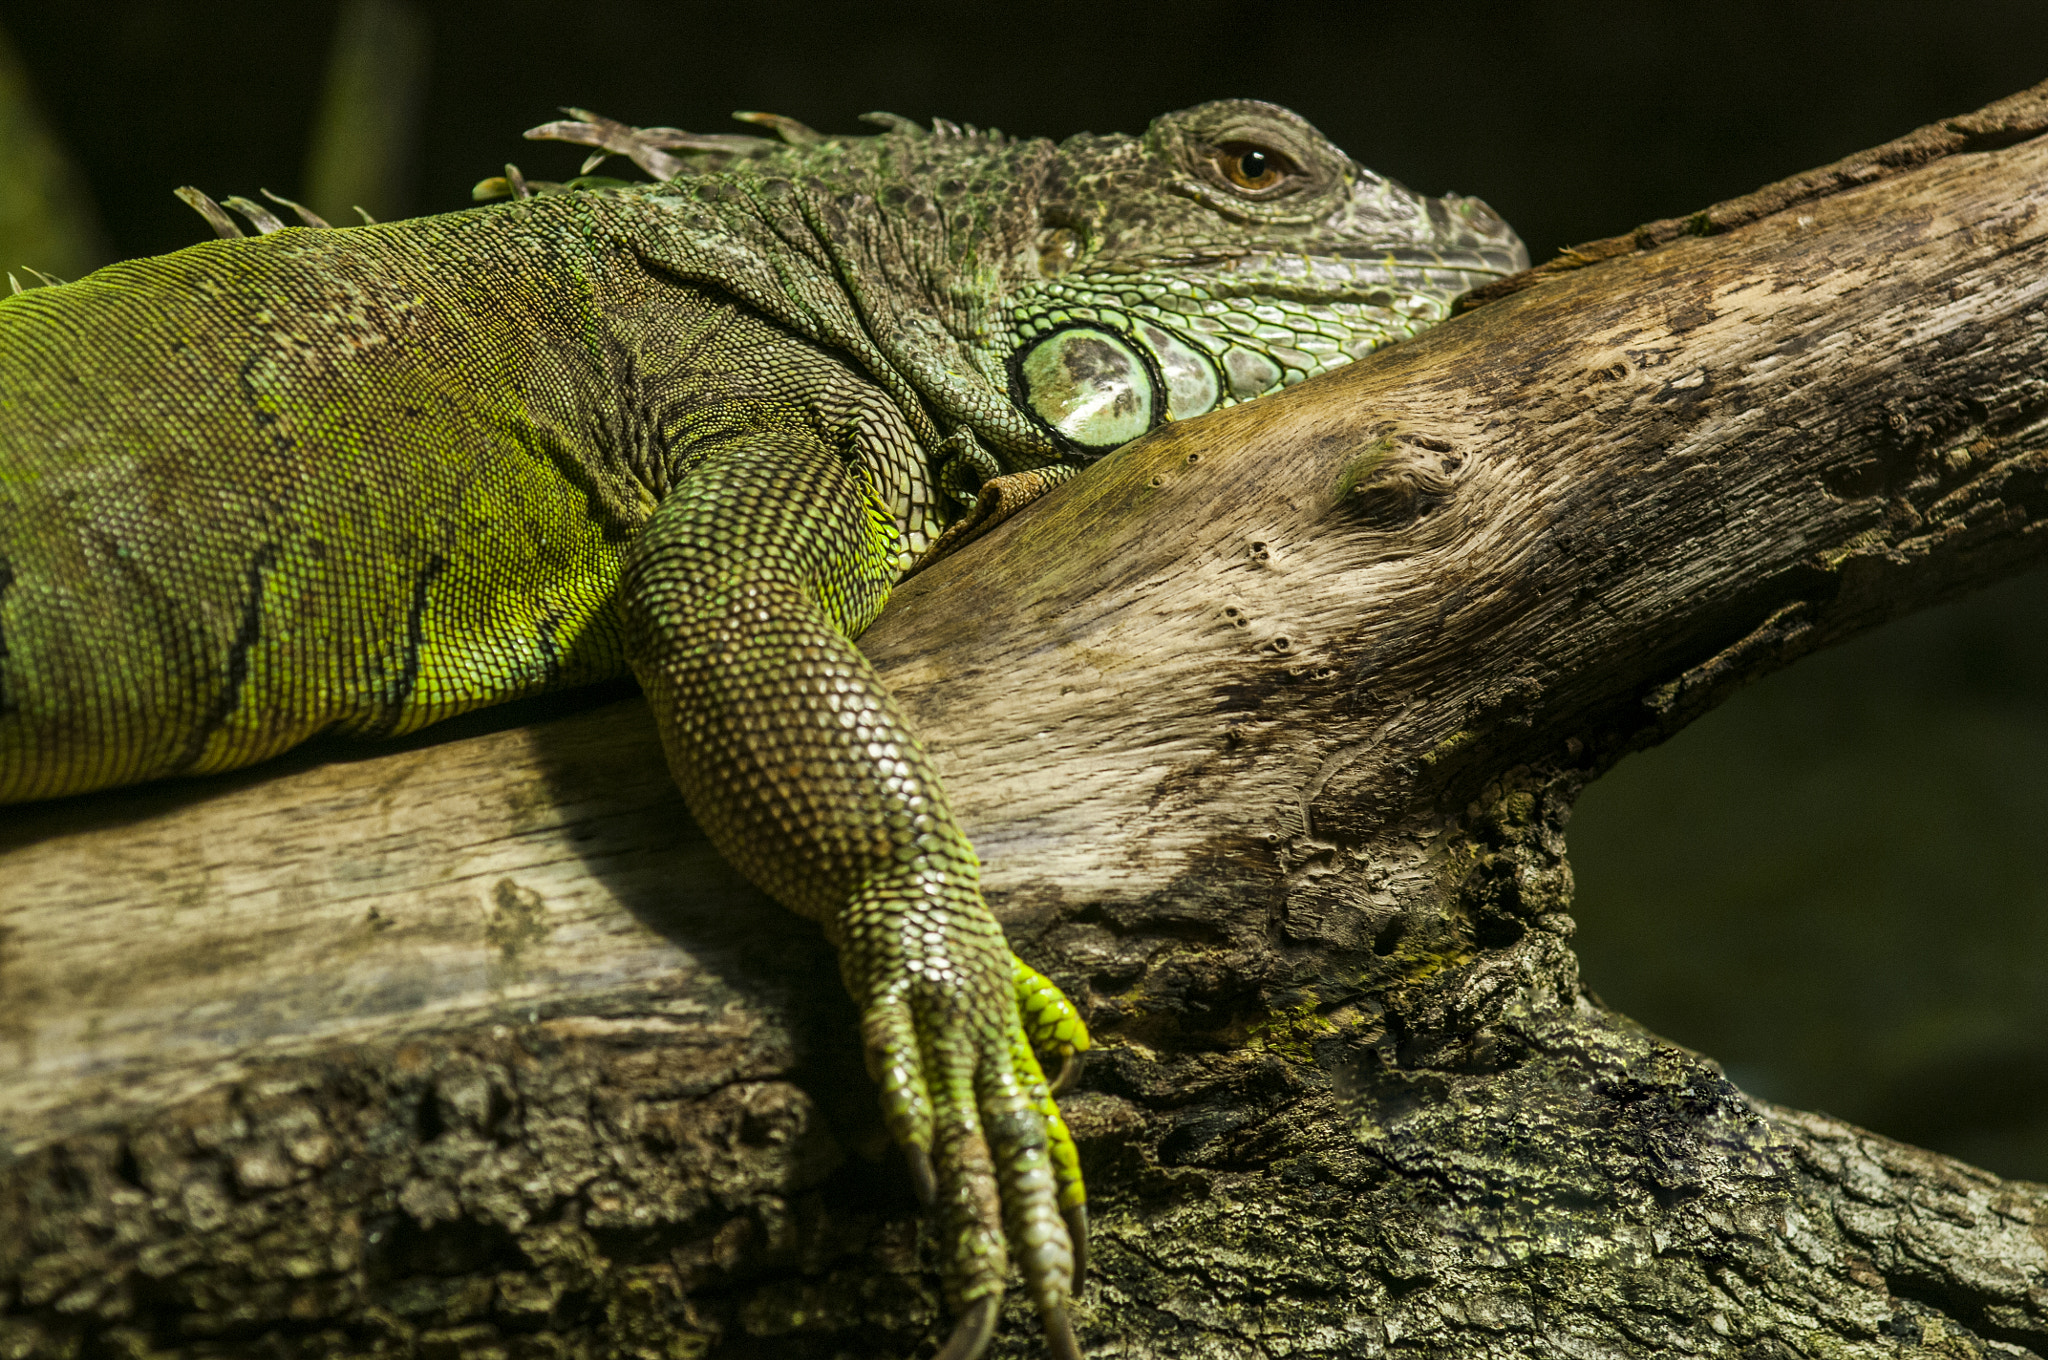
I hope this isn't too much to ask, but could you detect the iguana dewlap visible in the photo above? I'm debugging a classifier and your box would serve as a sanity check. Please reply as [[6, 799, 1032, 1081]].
[[0, 100, 1523, 1360]]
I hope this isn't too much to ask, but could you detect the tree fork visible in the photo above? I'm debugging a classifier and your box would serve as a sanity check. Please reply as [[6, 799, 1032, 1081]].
[[4, 82, 2047, 1359]]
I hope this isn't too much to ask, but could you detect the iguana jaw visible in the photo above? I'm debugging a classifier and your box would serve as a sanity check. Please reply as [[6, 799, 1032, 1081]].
[[998, 239, 1520, 460]]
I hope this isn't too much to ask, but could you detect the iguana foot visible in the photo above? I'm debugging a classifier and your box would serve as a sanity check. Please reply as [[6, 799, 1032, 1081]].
[[845, 874, 1089, 1360]]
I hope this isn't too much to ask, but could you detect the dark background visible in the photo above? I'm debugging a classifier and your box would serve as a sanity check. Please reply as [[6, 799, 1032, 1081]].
[[3, 0, 2042, 1180]]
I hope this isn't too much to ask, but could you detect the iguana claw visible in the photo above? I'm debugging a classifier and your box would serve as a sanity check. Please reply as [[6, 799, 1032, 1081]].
[[845, 898, 1088, 1359], [1044, 1305, 1084, 1360], [1050, 1051, 1084, 1097], [907, 1146, 938, 1206], [936, 1295, 1000, 1360], [1065, 1204, 1089, 1295]]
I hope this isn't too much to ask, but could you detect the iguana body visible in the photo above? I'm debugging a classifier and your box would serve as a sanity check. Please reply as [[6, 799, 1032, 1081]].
[[0, 101, 1522, 1357]]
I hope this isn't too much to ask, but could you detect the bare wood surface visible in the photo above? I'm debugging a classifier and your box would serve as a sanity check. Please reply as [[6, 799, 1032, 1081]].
[[4, 83, 2047, 1359]]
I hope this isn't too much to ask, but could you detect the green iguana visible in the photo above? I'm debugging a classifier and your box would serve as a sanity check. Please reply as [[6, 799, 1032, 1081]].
[[0, 100, 1523, 1358]]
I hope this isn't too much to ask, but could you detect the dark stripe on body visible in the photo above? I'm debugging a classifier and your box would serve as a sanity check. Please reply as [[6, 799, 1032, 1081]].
[[174, 540, 281, 772], [0, 552, 15, 718], [377, 553, 447, 734], [536, 608, 564, 689]]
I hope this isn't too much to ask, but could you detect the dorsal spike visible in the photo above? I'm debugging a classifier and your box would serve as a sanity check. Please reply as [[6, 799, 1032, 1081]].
[[731, 110, 824, 145], [859, 111, 923, 136], [260, 189, 331, 229], [527, 108, 781, 180], [174, 187, 244, 239], [527, 108, 688, 180], [222, 196, 288, 235]]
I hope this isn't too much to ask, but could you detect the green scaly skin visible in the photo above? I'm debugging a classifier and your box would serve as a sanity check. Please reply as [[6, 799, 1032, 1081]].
[[0, 101, 1523, 1358]]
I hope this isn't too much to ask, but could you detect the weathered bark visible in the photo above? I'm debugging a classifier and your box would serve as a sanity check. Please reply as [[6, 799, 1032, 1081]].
[[5, 82, 2048, 1360]]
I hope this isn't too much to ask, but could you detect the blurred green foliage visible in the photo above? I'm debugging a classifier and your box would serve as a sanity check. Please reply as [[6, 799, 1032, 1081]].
[[0, 21, 104, 281], [303, 0, 428, 226]]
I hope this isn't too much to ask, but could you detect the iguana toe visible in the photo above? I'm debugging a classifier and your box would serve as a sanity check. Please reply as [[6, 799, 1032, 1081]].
[[862, 992, 937, 1186], [1011, 957, 1091, 1277], [1014, 954, 1093, 1059]]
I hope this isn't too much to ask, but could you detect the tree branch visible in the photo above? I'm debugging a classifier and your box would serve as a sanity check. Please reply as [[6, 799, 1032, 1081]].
[[5, 82, 2047, 1359]]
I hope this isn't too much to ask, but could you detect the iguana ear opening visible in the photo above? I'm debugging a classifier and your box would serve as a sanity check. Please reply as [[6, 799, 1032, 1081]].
[[1035, 226, 1082, 278]]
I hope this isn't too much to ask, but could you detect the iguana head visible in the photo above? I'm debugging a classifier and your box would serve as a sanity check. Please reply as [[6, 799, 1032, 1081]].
[[993, 99, 1525, 457], [502, 100, 1524, 467]]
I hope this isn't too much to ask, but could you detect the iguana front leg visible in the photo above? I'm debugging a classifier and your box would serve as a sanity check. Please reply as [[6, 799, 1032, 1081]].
[[620, 434, 1086, 1359]]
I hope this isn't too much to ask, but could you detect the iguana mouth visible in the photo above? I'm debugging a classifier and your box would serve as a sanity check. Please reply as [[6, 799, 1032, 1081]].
[[1200, 248, 1524, 303], [1060, 249, 1524, 327], [1323, 243, 1526, 271], [1109, 243, 1522, 275]]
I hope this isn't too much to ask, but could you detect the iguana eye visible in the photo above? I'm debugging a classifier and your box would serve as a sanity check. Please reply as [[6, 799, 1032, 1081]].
[[1214, 141, 1296, 193]]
